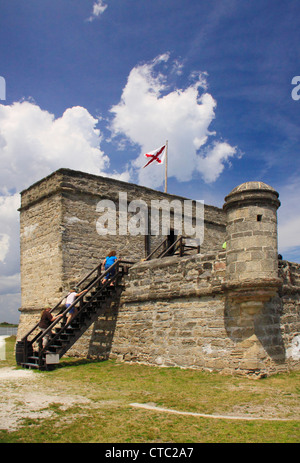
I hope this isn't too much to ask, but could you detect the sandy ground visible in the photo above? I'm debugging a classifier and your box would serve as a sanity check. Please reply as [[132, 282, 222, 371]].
[[0, 367, 92, 432]]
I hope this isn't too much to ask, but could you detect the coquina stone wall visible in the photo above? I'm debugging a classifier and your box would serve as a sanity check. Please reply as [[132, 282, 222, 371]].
[[20, 178, 64, 310]]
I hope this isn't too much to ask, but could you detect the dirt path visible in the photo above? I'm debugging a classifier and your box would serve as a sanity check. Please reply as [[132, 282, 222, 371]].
[[130, 402, 296, 421]]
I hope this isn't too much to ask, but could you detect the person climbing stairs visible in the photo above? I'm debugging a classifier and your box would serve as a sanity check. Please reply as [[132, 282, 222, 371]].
[[16, 259, 133, 370]]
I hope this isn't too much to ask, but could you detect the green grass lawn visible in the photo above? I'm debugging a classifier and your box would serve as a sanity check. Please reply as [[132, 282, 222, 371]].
[[0, 336, 299, 443]]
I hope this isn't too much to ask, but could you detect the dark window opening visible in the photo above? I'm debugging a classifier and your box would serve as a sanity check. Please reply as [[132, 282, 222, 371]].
[[166, 229, 177, 255], [257, 214, 262, 222]]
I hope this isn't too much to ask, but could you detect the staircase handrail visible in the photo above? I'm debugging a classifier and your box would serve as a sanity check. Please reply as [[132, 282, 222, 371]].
[[158, 236, 184, 258], [145, 235, 200, 261], [145, 236, 183, 260], [144, 237, 168, 261], [21, 260, 103, 342]]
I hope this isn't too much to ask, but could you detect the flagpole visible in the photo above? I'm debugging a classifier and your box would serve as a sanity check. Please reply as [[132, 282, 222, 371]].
[[164, 140, 168, 193]]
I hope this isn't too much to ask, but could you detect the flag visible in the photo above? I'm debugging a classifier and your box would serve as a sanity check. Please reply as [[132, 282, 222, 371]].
[[143, 145, 166, 168]]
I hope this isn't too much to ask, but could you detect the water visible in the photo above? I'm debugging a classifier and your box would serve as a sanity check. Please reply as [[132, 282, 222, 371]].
[[0, 326, 18, 336]]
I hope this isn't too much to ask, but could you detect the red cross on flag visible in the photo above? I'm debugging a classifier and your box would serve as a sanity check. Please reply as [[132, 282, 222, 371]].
[[143, 144, 166, 168]]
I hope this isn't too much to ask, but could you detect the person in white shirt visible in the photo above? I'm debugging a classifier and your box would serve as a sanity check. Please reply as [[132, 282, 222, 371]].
[[65, 288, 87, 326]]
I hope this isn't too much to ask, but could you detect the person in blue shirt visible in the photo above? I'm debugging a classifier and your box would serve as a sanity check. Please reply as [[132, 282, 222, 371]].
[[102, 250, 118, 285]]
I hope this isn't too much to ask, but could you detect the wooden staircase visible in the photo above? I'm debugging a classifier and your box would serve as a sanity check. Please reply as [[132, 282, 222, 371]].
[[16, 259, 133, 370], [16, 236, 198, 370]]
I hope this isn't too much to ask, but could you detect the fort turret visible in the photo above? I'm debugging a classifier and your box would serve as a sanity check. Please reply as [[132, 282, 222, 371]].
[[223, 181, 281, 314]]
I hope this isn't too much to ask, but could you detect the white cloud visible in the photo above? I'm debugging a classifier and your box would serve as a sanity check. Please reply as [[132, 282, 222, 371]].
[[0, 194, 21, 322], [109, 54, 238, 189], [0, 274, 21, 296], [0, 293, 21, 324], [278, 177, 300, 258], [196, 141, 237, 183], [279, 216, 300, 249], [87, 0, 108, 22], [0, 194, 20, 267], [0, 194, 19, 222], [0, 101, 111, 323], [0, 102, 109, 194], [0, 234, 10, 263]]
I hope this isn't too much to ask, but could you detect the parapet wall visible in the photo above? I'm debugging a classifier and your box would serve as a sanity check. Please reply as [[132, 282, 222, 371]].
[[66, 255, 300, 378], [278, 260, 300, 366]]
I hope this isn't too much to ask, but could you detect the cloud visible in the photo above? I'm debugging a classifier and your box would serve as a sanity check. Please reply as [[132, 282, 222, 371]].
[[0, 194, 20, 268], [0, 293, 21, 324], [0, 274, 21, 296], [0, 194, 21, 322], [0, 101, 109, 194], [109, 54, 238, 189], [196, 141, 237, 183], [87, 0, 108, 22], [0, 101, 111, 323], [278, 176, 300, 258], [0, 234, 10, 263]]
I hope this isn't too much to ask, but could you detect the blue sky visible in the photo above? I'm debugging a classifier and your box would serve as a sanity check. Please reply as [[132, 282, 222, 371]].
[[0, 0, 300, 322]]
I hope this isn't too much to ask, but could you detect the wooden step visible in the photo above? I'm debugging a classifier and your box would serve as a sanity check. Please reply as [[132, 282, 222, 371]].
[[20, 362, 40, 369], [47, 345, 62, 352]]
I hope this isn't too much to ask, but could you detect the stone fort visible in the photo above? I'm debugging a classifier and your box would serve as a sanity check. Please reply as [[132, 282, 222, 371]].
[[16, 168, 300, 377]]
